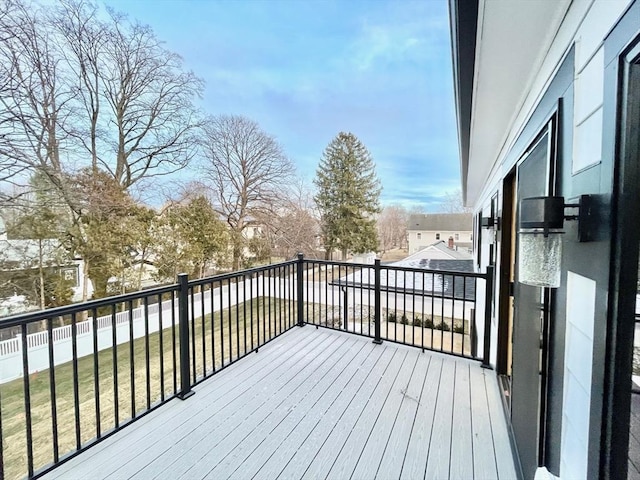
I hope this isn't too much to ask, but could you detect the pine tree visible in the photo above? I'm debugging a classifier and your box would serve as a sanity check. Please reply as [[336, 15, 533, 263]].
[[314, 132, 381, 259]]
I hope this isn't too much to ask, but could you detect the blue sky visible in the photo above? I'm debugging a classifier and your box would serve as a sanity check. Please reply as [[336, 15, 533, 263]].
[[105, 0, 460, 211]]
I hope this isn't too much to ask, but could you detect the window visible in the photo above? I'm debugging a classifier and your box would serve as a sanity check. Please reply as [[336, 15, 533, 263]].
[[436, 233, 440, 240], [417, 233, 421, 240], [455, 233, 459, 240]]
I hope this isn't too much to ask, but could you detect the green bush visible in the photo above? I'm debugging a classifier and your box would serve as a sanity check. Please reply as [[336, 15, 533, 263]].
[[400, 314, 410, 325], [435, 321, 451, 332], [413, 317, 423, 327], [387, 313, 397, 323], [453, 324, 466, 334]]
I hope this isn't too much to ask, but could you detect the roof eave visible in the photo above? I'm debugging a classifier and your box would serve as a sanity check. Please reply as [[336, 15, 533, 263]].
[[448, 0, 479, 207]]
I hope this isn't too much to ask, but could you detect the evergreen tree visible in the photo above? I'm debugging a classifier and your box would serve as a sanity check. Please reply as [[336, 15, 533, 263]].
[[314, 132, 381, 259]]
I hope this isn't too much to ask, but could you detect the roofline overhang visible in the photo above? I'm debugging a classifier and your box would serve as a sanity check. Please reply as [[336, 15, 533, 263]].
[[448, 0, 478, 206]]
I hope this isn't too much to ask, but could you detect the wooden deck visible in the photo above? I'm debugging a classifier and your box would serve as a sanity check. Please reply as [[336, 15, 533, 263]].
[[43, 327, 518, 480]]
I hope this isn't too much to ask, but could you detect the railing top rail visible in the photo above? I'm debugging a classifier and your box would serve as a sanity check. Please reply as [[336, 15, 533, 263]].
[[0, 283, 179, 329], [304, 258, 487, 279], [188, 259, 297, 287]]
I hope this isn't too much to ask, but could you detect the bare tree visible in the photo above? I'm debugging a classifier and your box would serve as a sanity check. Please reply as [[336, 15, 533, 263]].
[[0, 0, 206, 301], [439, 189, 473, 213], [262, 179, 320, 260], [200, 115, 295, 269], [377, 205, 408, 255]]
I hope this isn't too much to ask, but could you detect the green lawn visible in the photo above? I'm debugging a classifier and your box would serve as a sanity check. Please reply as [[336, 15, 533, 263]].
[[1, 297, 295, 480]]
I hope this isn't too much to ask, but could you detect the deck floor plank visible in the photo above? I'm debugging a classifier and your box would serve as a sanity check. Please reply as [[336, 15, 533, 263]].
[[189, 336, 370, 479], [323, 350, 411, 480], [470, 365, 500, 479], [450, 362, 474, 480], [399, 355, 444, 480], [485, 372, 520, 479], [276, 345, 397, 480], [372, 352, 431, 479], [128, 332, 353, 479], [45, 326, 322, 480], [424, 357, 457, 479], [39, 328, 518, 480], [245, 341, 384, 480]]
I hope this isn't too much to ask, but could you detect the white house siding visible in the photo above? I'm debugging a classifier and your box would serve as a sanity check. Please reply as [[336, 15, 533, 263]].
[[408, 230, 472, 254]]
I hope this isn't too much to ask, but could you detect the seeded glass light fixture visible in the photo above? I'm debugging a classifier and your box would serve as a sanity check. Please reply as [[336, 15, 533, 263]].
[[518, 195, 595, 288]]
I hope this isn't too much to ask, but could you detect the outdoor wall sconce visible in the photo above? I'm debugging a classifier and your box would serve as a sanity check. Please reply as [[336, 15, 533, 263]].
[[518, 195, 596, 288], [481, 215, 501, 230]]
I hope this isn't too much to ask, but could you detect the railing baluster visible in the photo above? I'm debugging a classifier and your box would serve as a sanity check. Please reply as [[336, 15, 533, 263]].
[[21, 323, 34, 477], [210, 282, 216, 373], [111, 303, 119, 428], [201, 286, 206, 376], [482, 265, 494, 369], [243, 275, 248, 354], [236, 277, 240, 357], [158, 294, 165, 402], [228, 279, 233, 361], [92, 307, 101, 439], [171, 292, 177, 395], [47, 316, 59, 463], [144, 297, 151, 410], [71, 312, 81, 450], [190, 285, 196, 383], [128, 300, 135, 417]]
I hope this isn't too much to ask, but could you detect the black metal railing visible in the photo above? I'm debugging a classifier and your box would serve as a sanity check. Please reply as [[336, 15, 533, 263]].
[[0, 255, 492, 479], [301, 257, 492, 362], [0, 260, 297, 480]]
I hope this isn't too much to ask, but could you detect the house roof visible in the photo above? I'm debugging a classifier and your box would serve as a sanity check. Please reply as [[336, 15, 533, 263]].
[[407, 213, 472, 232], [396, 241, 473, 264]]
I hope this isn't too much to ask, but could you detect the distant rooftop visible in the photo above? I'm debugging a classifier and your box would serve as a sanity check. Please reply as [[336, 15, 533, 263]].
[[407, 213, 472, 231], [395, 241, 473, 264]]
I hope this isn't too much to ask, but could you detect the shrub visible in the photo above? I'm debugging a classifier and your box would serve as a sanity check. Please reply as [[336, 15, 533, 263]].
[[400, 314, 410, 325], [435, 321, 451, 332], [387, 313, 397, 323], [453, 324, 466, 334], [413, 317, 423, 327]]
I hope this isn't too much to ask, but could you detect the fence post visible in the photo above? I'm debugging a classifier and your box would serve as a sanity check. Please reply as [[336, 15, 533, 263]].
[[297, 253, 305, 327], [177, 273, 194, 399], [482, 265, 494, 369], [373, 259, 382, 344]]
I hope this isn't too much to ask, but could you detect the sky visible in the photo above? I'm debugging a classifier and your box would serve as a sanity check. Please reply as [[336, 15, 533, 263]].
[[104, 0, 460, 212]]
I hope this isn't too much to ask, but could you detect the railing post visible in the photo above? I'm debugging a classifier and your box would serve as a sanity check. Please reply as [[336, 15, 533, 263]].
[[482, 265, 494, 369], [177, 273, 194, 399], [373, 259, 382, 344], [297, 253, 305, 327]]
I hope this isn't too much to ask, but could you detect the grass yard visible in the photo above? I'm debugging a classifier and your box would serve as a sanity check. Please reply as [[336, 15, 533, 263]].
[[1, 297, 295, 480]]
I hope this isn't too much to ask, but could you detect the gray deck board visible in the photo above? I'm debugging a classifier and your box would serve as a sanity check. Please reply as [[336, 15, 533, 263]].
[[425, 357, 457, 479], [41, 327, 518, 480], [450, 362, 474, 480], [373, 353, 431, 479], [485, 372, 520, 479], [399, 355, 443, 480], [470, 365, 500, 479]]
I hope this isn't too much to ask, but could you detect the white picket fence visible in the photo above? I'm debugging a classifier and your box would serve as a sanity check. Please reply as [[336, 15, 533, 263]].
[[0, 276, 290, 384]]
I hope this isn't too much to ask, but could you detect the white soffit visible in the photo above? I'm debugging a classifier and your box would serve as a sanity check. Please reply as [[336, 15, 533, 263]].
[[466, 0, 570, 205]]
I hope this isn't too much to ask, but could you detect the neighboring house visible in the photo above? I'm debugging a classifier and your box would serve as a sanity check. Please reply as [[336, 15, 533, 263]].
[[407, 213, 472, 254], [450, 1, 640, 479], [394, 240, 473, 266], [0, 219, 93, 308]]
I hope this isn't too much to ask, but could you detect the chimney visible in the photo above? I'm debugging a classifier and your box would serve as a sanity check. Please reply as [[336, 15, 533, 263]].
[[448, 236, 454, 249]]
